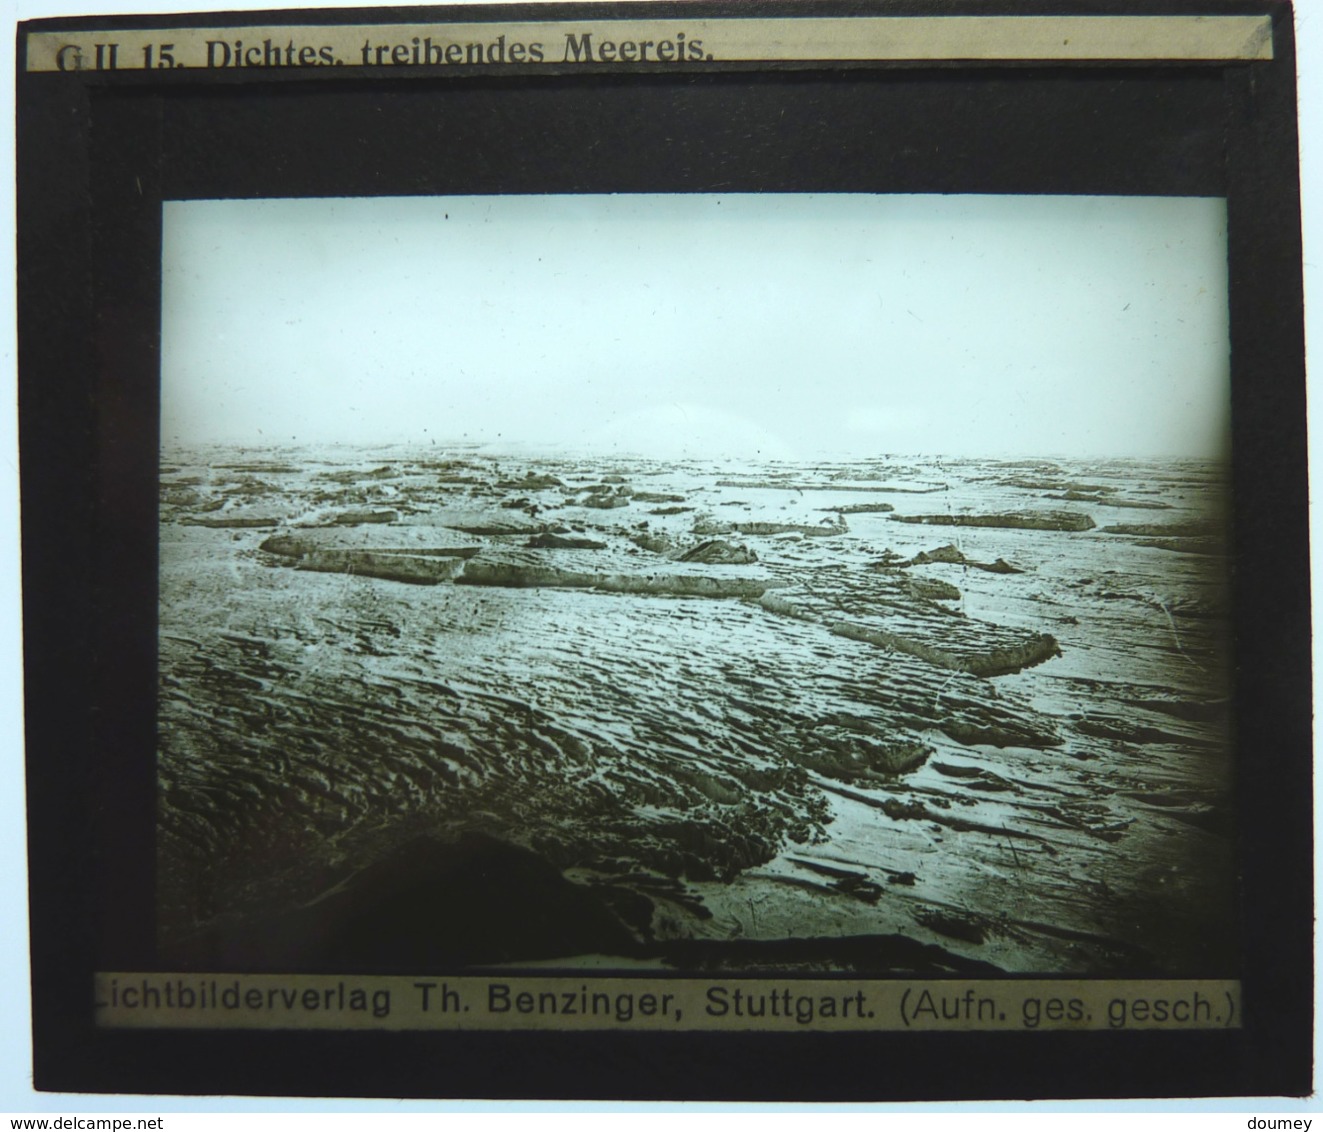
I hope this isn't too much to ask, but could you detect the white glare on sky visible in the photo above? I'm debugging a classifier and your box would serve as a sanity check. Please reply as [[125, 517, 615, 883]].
[[161, 194, 1230, 460]]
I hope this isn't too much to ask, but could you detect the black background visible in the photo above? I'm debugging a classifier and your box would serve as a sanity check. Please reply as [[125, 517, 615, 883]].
[[15, 0, 1313, 1100]]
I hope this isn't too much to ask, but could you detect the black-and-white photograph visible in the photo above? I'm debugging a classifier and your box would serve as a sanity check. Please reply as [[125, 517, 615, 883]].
[[156, 191, 1235, 978]]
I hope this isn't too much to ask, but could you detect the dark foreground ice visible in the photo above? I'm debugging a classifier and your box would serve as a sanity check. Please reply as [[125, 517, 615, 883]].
[[157, 448, 1234, 975]]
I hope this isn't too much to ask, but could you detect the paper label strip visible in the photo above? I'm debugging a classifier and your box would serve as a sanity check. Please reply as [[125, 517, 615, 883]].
[[25, 16, 1274, 75], [95, 974, 1242, 1032]]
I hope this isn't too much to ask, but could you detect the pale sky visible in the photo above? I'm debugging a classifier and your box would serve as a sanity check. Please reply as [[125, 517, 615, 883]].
[[161, 193, 1230, 460]]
